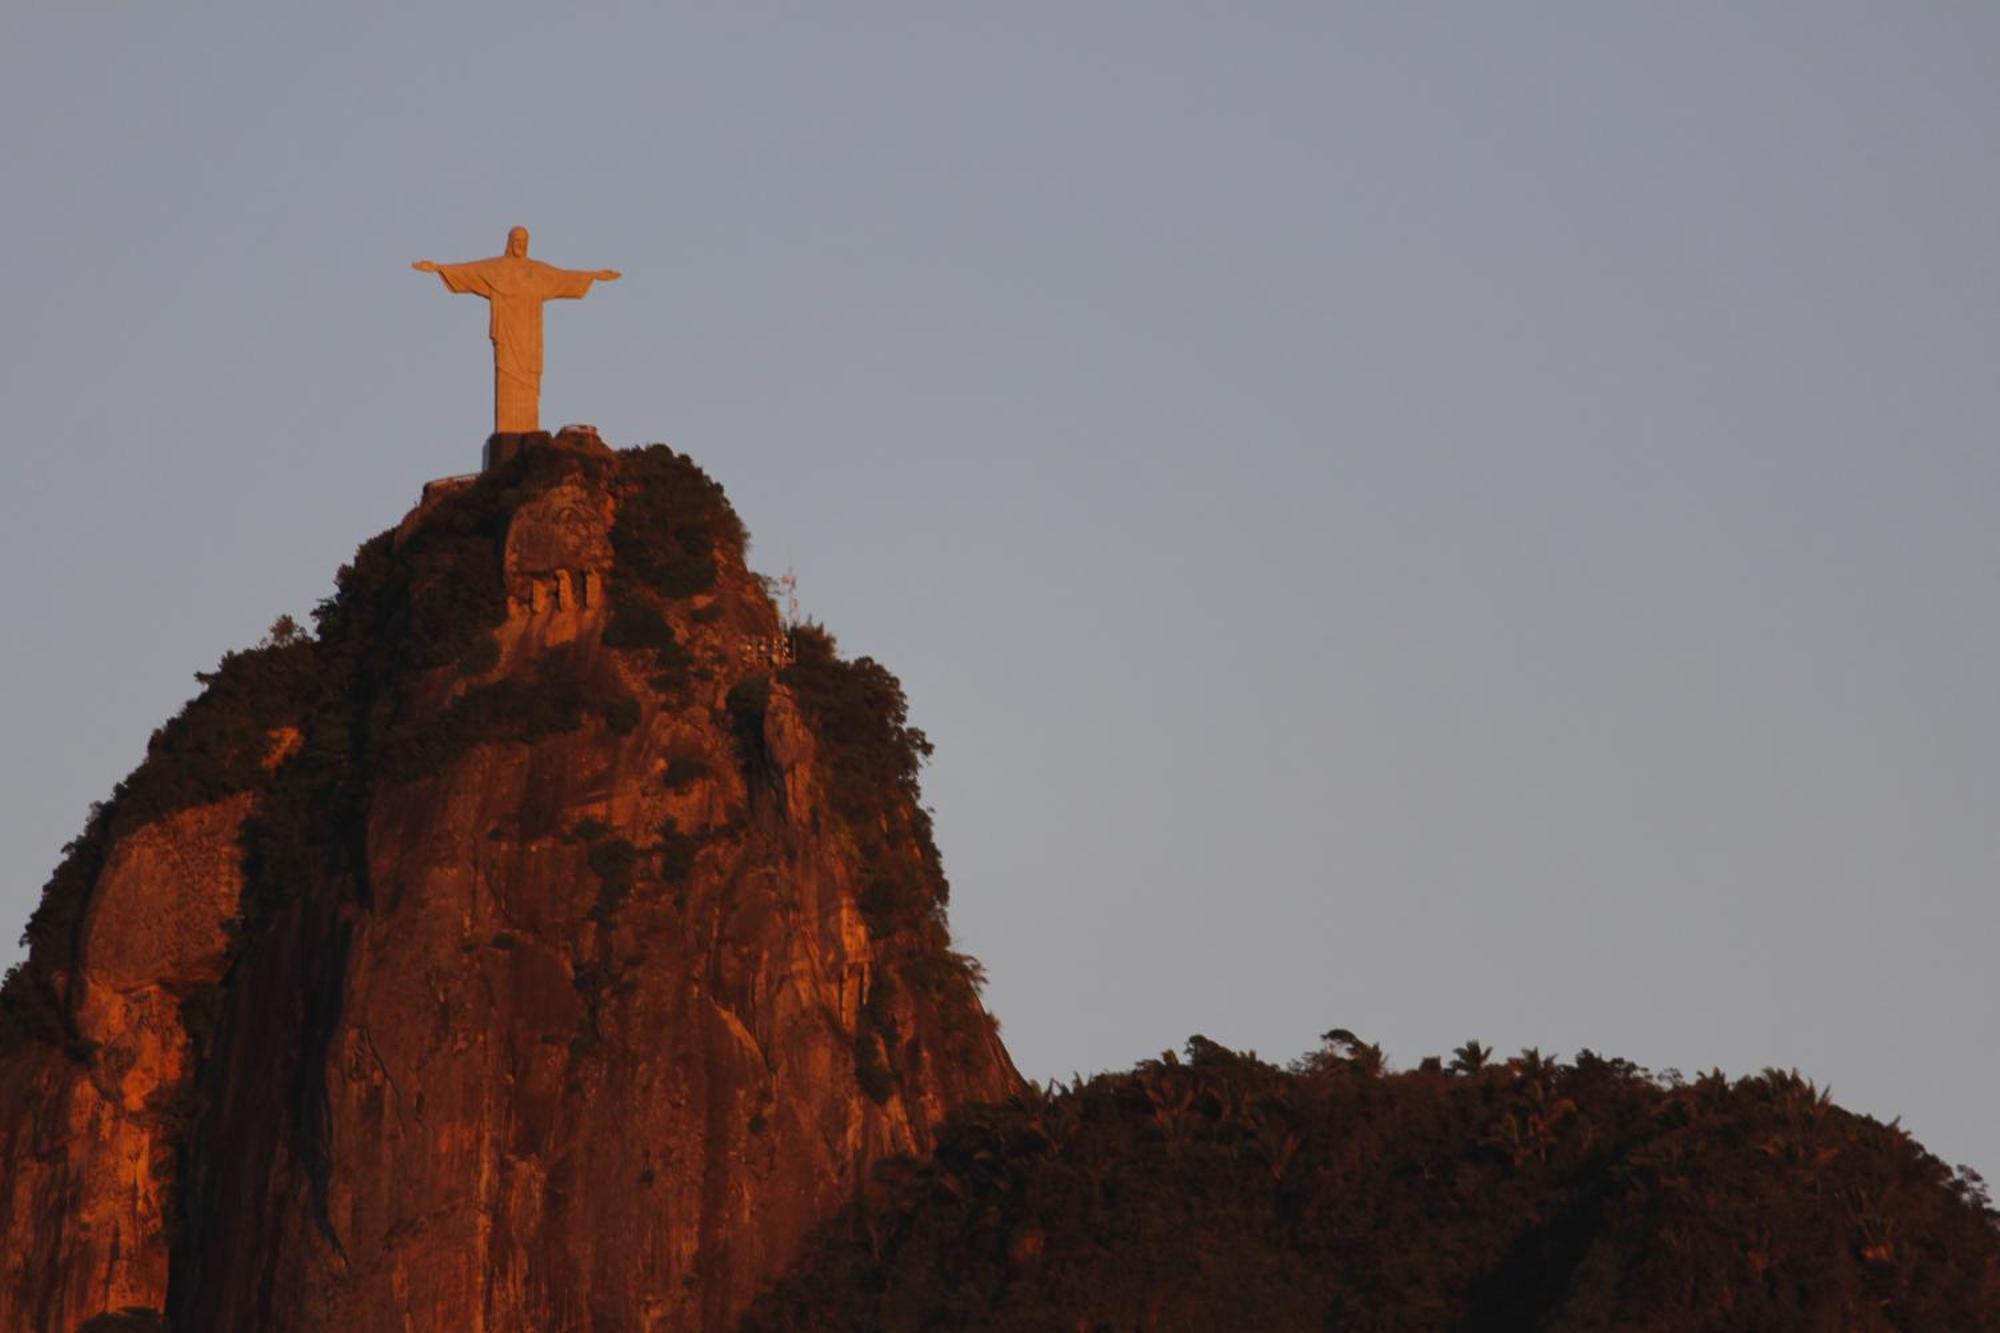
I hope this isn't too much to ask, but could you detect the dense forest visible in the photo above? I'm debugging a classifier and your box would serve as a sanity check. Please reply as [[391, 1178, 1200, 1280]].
[[746, 1033, 2000, 1331]]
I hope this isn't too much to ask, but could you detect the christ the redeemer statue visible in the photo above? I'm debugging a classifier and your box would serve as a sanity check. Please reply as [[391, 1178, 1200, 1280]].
[[413, 226, 620, 435]]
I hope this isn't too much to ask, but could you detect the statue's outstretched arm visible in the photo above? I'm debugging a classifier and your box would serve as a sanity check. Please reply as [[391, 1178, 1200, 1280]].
[[543, 266, 621, 300], [415, 259, 496, 297]]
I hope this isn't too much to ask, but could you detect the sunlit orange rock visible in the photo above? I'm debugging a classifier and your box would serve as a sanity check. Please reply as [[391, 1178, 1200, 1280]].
[[0, 439, 1017, 1330]]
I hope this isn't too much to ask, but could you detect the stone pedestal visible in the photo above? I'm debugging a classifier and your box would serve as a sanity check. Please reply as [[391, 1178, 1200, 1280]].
[[484, 431, 548, 472]]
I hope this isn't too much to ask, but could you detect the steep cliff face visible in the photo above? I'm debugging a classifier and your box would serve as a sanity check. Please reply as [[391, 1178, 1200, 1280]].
[[0, 432, 1017, 1332], [0, 797, 251, 1328]]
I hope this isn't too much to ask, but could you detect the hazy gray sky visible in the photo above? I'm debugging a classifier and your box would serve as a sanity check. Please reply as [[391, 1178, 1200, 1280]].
[[3, 5, 1996, 1178]]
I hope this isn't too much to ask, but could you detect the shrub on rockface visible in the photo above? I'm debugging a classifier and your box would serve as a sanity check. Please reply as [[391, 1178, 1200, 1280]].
[[855, 973, 902, 1105], [2, 627, 323, 1058], [611, 445, 744, 601], [776, 623, 996, 1087], [388, 489, 509, 672], [0, 958, 83, 1056], [601, 584, 694, 700], [782, 624, 933, 831], [600, 447, 739, 700], [781, 624, 945, 940], [602, 596, 677, 652], [98, 634, 322, 844], [854, 1030, 898, 1106], [374, 650, 638, 780]]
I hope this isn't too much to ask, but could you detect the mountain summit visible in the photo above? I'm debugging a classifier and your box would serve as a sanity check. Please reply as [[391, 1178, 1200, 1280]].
[[0, 432, 1016, 1331]]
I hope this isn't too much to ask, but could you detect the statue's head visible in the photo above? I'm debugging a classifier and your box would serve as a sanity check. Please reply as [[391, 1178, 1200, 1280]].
[[506, 226, 530, 258]]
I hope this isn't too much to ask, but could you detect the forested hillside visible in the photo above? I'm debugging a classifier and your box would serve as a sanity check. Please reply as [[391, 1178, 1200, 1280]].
[[747, 1033, 2000, 1331]]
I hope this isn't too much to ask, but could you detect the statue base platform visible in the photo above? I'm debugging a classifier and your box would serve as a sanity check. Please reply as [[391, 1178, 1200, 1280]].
[[483, 431, 548, 472], [485, 425, 609, 473]]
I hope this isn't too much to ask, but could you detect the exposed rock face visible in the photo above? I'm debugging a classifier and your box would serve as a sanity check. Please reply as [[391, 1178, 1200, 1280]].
[[0, 433, 1017, 1331], [0, 797, 249, 1328]]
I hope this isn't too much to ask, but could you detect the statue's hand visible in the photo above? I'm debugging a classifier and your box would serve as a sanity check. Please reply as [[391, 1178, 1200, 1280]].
[[597, 269, 622, 281], [412, 260, 439, 272]]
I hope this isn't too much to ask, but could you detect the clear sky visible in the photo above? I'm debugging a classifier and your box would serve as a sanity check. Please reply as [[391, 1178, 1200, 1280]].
[[3, 5, 1996, 1179]]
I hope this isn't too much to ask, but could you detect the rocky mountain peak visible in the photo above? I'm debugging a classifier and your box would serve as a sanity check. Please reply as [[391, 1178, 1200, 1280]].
[[0, 434, 1016, 1331]]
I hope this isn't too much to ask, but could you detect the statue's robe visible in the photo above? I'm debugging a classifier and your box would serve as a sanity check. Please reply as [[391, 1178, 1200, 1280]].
[[432, 255, 601, 433]]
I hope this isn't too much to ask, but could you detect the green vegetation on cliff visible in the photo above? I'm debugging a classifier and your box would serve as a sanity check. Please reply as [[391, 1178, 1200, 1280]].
[[746, 1035, 2000, 1331], [611, 442, 744, 600], [0, 438, 691, 1055], [782, 623, 943, 938], [1, 626, 322, 1054], [778, 623, 994, 1084]]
